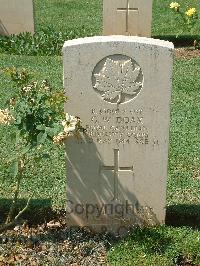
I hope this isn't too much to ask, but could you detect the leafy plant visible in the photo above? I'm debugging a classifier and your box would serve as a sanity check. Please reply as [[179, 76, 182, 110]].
[[0, 27, 94, 56], [0, 68, 82, 232]]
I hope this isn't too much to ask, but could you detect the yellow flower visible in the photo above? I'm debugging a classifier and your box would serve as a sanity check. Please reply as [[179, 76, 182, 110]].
[[0, 109, 14, 125], [170, 2, 180, 11], [185, 7, 197, 17]]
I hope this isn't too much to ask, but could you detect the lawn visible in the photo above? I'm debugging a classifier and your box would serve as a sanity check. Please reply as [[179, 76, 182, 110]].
[[0, 0, 200, 265], [34, 0, 200, 37]]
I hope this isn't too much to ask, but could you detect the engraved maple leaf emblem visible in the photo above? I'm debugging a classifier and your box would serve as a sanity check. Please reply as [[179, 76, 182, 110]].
[[94, 58, 142, 104]]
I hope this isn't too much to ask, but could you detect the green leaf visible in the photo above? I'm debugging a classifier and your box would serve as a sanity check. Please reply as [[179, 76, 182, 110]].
[[21, 144, 31, 155], [14, 116, 22, 125], [8, 154, 19, 163], [41, 153, 51, 159], [10, 160, 18, 178], [37, 132, 47, 144], [15, 130, 20, 144], [45, 127, 56, 137], [10, 130, 20, 144], [10, 131, 16, 142], [33, 156, 41, 163], [36, 124, 46, 130]]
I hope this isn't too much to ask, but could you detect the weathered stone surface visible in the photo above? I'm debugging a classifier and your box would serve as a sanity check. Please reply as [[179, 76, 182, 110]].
[[63, 36, 174, 234], [0, 0, 34, 36], [103, 0, 153, 37]]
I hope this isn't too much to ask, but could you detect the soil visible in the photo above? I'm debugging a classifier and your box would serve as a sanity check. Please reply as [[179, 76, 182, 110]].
[[0, 204, 199, 266], [153, 35, 200, 59], [174, 47, 200, 59], [0, 214, 198, 266], [0, 216, 112, 266]]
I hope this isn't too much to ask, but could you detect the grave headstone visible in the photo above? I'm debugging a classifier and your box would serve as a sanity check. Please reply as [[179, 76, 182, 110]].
[[63, 36, 174, 234], [103, 0, 153, 37], [0, 0, 34, 36]]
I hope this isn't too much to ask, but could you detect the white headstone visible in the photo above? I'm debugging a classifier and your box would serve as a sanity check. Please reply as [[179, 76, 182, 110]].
[[63, 36, 174, 234], [0, 0, 34, 36], [103, 0, 153, 37]]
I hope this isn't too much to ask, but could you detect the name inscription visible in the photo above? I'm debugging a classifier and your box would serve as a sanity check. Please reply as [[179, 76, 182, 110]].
[[85, 108, 149, 145]]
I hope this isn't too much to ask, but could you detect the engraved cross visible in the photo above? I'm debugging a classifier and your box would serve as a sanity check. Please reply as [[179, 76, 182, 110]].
[[100, 149, 134, 200], [117, 0, 139, 34]]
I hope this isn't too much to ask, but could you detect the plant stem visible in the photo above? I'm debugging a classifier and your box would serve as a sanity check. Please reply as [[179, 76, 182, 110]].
[[5, 158, 24, 224], [0, 197, 31, 233]]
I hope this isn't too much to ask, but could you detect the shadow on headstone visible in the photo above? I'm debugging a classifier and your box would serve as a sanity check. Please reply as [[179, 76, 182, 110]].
[[166, 204, 200, 229], [0, 19, 9, 36], [0, 198, 57, 225], [66, 133, 160, 235]]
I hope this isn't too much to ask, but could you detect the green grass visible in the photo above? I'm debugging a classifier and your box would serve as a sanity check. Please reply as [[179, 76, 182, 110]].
[[108, 226, 200, 265], [0, 0, 200, 265], [34, 0, 103, 35], [168, 59, 200, 206], [34, 0, 200, 37]]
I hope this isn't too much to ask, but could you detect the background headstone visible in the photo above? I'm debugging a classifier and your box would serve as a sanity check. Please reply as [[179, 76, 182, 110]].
[[103, 0, 153, 37], [63, 36, 174, 234], [0, 0, 34, 36]]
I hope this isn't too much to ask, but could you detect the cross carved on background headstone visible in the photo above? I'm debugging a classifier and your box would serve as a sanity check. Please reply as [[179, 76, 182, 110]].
[[117, 0, 139, 34], [103, 0, 153, 37]]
